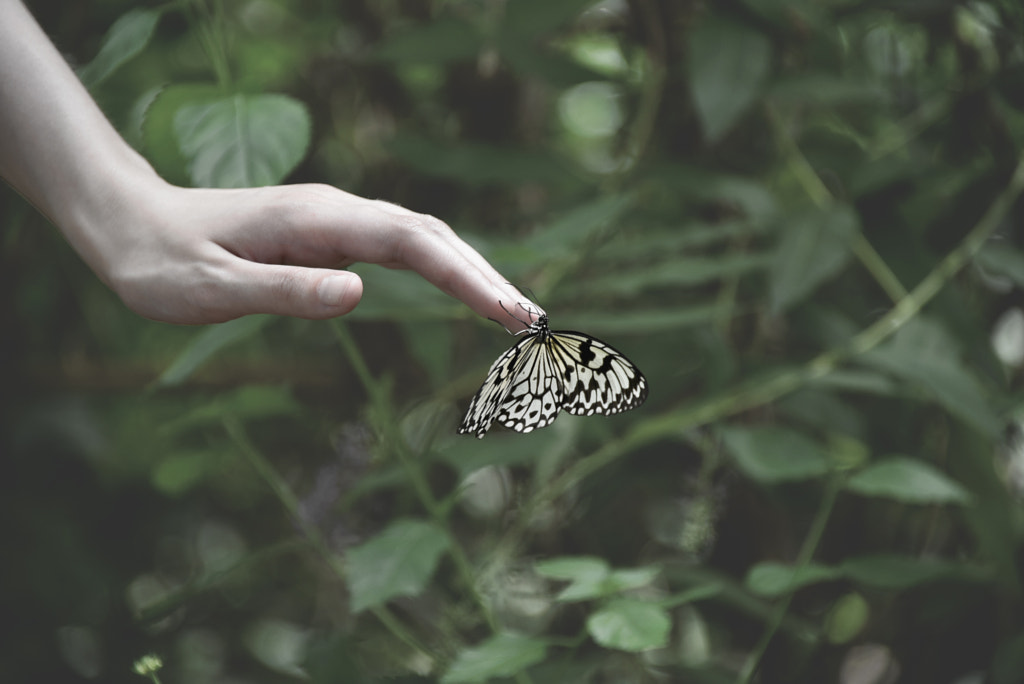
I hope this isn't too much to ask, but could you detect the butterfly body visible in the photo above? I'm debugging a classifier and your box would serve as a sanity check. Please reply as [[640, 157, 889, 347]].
[[458, 312, 648, 438]]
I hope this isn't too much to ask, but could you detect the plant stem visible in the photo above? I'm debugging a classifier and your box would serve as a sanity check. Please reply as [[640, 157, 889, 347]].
[[330, 321, 502, 633], [736, 472, 844, 684], [768, 105, 909, 303], [331, 320, 536, 684], [222, 416, 434, 665]]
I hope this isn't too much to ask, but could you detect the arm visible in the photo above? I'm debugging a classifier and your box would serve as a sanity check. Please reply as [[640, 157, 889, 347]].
[[0, 0, 531, 326]]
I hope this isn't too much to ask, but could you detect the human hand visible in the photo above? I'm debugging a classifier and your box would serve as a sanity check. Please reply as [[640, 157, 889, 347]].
[[0, 0, 535, 330], [91, 179, 531, 327]]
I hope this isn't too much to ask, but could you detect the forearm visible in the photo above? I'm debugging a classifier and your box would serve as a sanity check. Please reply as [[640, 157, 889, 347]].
[[0, 0, 163, 282]]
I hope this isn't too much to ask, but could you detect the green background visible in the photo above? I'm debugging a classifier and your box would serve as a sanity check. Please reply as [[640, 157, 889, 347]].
[[4, 0, 1024, 682]]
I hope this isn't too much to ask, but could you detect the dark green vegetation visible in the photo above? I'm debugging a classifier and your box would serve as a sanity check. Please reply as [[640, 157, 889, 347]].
[[4, 0, 1024, 682]]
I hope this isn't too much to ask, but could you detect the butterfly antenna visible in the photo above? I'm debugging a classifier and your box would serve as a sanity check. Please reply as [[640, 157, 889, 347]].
[[498, 300, 533, 335], [487, 316, 515, 335]]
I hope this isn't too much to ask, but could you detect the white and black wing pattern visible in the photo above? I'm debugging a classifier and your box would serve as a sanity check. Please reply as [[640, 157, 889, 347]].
[[546, 331, 648, 416], [492, 335, 565, 434], [458, 314, 647, 439]]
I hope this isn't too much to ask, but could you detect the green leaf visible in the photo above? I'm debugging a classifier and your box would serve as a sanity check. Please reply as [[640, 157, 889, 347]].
[[535, 557, 659, 602], [847, 457, 970, 504], [142, 83, 224, 185], [154, 315, 272, 388], [525, 194, 635, 256], [345, 519, 450, 613], [745, 562, 842, 597], [535, 556, 610, 581], [388, 134, 573, 187], [442, 633, 548, 683], [977, 243, 1024, 287], [570, 254, 771, 297], [862, 318, 1002, 436], [501, 39, 602, 88], [719, 425, 830, 483], [651, 165, 779, 222], [586, 599, 671, 652], [824, 593, 870, 644], [78, 8, 161, 88], [769, 206, 858, 312], [174, 94, 311, 188], [151, 449, 214, 496], [840, 554, 981, 589], [689, 18, 772, 143]]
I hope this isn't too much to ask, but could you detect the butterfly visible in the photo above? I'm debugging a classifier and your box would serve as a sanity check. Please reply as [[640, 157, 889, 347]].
[[458, 302, 648, 438]]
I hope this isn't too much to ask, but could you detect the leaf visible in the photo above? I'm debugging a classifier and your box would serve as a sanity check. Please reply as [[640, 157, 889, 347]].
[[847, 457, 970, 504], [840, 554, 981, 590], [501, 40, 602, 88], [769, 206, 858, 312], [345, 519, 449, 613], [142, 83, 224, 185], [442, 633, 548, 683], [535, 557, 660, 602], [174, 94, 311, 188], [719, 425, 830, 483], [745, 562, 843, 597], [535, 556, 610, 581], [154, 315, 273, 388], [977, 243, 1024, 287], [652, 165, 778, 223], [559, 305, 725, 334], [571, 254, 771, 297], [862, 317, 1002, 436], [151, 449, 215, 496], [586, 599, 671, 652], [525, 194, 635, 256], [78, 8, 161, 88], [689, 18, 772, 143], [824, 593, 870, 644], [388, 134, 573, 187]]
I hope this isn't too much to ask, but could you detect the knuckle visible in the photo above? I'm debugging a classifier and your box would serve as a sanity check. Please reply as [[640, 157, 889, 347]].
[[390, 213, 451, 263], [180, 261, 231, 321]]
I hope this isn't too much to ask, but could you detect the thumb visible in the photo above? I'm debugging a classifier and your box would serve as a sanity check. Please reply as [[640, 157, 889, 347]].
[[224, 262, 364, 320]]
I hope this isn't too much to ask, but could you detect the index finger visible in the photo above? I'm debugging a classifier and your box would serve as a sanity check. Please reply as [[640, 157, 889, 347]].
[[317, 191, 543, 332]]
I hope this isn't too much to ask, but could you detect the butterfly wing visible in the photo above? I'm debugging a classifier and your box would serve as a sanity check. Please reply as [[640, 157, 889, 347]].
[[458, 332, 543, 438], [459, 326, 647, 438], [547, 331, 648, 416], [492, 336, 565, 434]]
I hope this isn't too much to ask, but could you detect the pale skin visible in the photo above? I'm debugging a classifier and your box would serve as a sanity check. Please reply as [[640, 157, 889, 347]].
[[0, 0, 536, 328]]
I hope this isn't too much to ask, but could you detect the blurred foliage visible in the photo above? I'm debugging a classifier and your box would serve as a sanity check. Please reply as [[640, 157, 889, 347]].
[[5, 0, 1024, 682]]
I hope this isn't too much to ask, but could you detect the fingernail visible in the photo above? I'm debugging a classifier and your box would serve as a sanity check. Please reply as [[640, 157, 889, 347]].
[[318, 275, 351, 307]]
